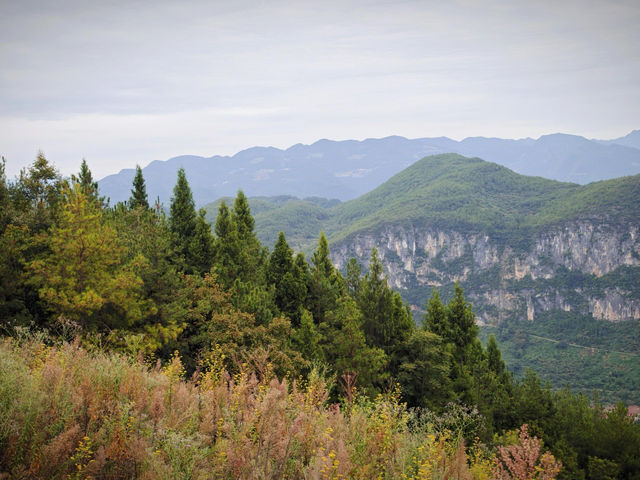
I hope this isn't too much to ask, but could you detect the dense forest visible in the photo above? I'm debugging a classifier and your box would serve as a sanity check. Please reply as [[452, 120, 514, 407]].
[[1, 155, 639, 479]]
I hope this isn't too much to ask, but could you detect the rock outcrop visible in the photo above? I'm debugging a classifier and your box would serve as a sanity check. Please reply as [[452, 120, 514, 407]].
[[331, 221, 640, 324]]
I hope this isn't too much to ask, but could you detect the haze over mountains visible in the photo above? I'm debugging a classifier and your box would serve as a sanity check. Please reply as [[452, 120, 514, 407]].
[[98, 131, 640, 207]]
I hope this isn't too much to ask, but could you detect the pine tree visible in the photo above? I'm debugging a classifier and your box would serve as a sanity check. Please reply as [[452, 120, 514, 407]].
[[308, 232, 343, 323], [0, 157, 9, 232], [267, 231, 294, 285], [424, 288, 447, 336], [395, 329, 452, 409], [189, 209, 215, 275], [487, 334, 506, 376], [312, 232, 334, 279], [213, 201, 240, 288], [231, 190, 266, 282], [358, 248, 413, 354], [27, 184, 148, 330], [110, 203, 185, 354], [446, 282, 478, 361], [169, 168, 197, 270], [293, 309, 322, 364], [319, 296, 387, 393], [12, 152, 63, 232], [232, 190, 254, 240], [267, 232, 306, 321], [345, 257, 362, 298], [73, 159, 98, 196], [129, 165, 149, 210]]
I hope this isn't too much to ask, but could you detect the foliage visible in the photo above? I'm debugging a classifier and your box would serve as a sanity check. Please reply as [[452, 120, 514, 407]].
[[0, 338, 507, 479], [27, 184, 149, 331], [128, 164, 149, 210], [3, 153, 640, 479], [493, 424, 562, 480]]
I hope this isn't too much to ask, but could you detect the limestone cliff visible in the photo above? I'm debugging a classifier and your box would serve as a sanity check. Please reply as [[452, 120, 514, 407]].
[[331, 220, 640, 325]]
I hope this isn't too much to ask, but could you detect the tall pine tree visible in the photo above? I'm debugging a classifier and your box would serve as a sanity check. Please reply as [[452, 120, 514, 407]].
[[27, 184, 148, 330], [308, 232, 343, 323], [213, 201, 240, 288], [357, 248, 413, 354], [267, 232, 306, 322], [72, 159, 98, 198], [189, 209, 215, 275], [129, 165, 149, 210], [169, 168, 198, 272]]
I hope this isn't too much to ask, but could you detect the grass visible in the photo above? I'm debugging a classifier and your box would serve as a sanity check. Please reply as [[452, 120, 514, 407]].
[[0, 335, 527, 479]]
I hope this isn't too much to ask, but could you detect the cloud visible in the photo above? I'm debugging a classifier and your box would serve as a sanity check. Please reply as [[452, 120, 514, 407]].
[[1, 0, 638, 178]]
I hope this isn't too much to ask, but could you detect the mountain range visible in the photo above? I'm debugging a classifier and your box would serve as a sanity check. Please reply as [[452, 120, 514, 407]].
[[97, 131, 640, 403], [98, 131, 640, 207], [204, 154, 640, 404]]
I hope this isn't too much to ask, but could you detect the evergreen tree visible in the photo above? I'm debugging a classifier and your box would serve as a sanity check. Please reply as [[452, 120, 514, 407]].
[[395, 329, 452, 409], [27, 184, 148, 330], [345, 257, 362, 298], [231, 190, 266, 282], [424, 288, 447, 336], [487, 334, 506, 376], [312, 232, 334, 279], [189, 209, 215, 275], [293, 309, 322, 365], [267, 232, 306, 322], [169, 168, 196, 241], [267, 231, 294, 285], [1, 154, 64, 325], [358, 248, 413, 354], [213, 201, 240, 288], [445, 282, 478, 363], [129, 165, 149, 210], [424, 285, 483, 406], [308, 232, 343, 323], [232, 190, 254, 240], [11, 152, 63, 232], [110, 202, 185, 354], [169, 168, 197, 271], [319, 296, 387, 394], [0, 158, 10, 233]]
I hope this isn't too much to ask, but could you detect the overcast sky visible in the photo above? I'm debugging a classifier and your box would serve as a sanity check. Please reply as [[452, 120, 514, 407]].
[[1, 0, 639, 179]]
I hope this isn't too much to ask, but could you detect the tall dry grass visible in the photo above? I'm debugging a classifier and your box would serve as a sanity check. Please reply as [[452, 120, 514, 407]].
[[0, 338, 558, 479]]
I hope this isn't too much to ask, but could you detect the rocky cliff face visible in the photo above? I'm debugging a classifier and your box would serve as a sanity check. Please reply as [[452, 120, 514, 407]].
[[331, 220, 640, 325]]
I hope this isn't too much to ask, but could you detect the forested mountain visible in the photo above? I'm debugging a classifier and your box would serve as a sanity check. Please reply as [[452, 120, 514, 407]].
[[3, 154, 640, 478], [205, 154, 640, 403], [97, 131, 640, 206]]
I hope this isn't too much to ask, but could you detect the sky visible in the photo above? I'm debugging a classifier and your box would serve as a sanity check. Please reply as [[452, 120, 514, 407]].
[[1, 0, 639, 179]]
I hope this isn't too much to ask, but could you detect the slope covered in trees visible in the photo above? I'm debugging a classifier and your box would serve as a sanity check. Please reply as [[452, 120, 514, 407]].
[[202, 155, 640, 406], [1, 155, 639, 478], [204, 153, 640, 251]]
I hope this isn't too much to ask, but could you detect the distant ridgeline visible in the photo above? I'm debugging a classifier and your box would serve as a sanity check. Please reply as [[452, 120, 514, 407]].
[[205, 154, 640, 404], [98, 131, 640, 207]]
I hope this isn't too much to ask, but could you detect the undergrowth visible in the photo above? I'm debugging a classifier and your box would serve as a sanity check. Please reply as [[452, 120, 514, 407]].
[[0, 337, 559, 479]]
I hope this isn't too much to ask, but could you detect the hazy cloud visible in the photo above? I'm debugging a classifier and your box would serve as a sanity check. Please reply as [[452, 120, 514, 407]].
[[1, 0, 638, 178]]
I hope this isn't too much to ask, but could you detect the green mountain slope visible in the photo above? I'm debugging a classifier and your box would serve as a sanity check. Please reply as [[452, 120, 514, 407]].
[[205, 154, 640, 403], [207, 153, 639, 252], [327, 153, 639, 245]]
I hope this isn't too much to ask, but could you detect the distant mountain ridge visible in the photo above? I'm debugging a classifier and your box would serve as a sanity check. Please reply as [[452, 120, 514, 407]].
[[98, 131, 640, 206]]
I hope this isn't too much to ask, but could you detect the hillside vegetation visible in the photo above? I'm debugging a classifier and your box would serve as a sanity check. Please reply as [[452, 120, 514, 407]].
[[2, 155, 640, 478], [204, 153, 640, 250]]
